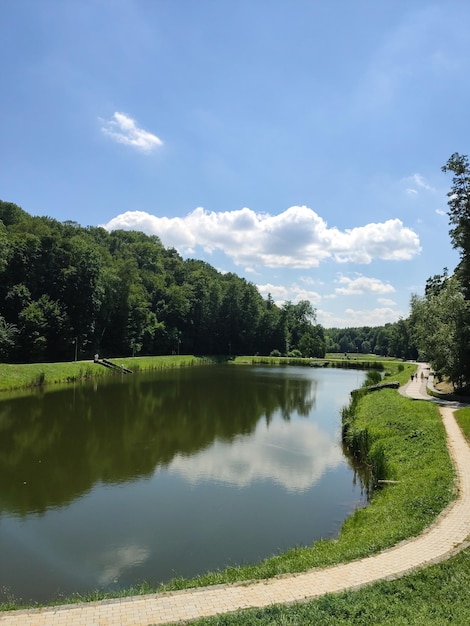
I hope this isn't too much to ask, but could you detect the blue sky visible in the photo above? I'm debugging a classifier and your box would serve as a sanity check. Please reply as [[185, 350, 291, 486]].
[[1, 1, 467, 328]]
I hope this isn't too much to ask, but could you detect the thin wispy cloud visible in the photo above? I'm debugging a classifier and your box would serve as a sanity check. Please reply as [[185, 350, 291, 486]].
[[100, 112, 163, 152], [411, 173, 435, 191], [102, 205, 421, 269], [404, 173, 436, 196]]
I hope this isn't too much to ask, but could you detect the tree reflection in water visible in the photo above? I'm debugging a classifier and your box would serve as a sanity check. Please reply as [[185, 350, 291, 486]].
[[0, 365, 321, 516]]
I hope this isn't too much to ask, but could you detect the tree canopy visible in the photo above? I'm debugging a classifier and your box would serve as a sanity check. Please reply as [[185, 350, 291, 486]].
[[0, 201, 327, 362], [0, 196, 452, 370], [408, 153, 470, 391]]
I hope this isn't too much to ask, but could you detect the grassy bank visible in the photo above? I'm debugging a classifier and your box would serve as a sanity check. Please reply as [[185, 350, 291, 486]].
[[233, 354, 394, 369], [177, 407, 470, 626], [194, 403, 470, 626], [2, 366, 455, 614], [154, 388, 453, 591], [0, 355, 210, 393], [190, 547, 470, 625], [0, 354, 412, 394], [456, 407, 470, 442], [7, 357, 458, 618], [177, 404, 470, 626]]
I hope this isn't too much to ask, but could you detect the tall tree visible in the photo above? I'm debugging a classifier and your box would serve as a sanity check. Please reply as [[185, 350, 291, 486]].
[[409, 276, 470, 390], [442, 153, 470, 299], [0, 316, 17, 359]]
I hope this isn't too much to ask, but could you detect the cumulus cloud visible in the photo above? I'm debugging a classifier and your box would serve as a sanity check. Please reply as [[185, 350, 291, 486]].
[[100, 112, 163, 152], [102, 205, 421, 269], [256, 282, 322, 307], [335, 274, 395, 295], [256, 283, 290, 301]]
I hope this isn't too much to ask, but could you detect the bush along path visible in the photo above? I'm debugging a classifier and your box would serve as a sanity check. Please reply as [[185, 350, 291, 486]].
[[2, 364, 470, 626]]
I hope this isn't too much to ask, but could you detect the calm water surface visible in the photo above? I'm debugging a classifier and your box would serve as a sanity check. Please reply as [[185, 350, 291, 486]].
[[0, 365, 366, 603]]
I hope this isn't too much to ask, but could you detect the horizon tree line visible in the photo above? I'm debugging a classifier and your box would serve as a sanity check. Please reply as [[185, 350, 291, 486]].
[[2, 150, 469, 394]]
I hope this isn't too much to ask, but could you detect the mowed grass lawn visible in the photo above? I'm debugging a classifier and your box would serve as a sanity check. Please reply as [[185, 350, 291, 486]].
[[175, 405, 470, 626], [0, 355, 207, 393], [2, 358, 468, 624]]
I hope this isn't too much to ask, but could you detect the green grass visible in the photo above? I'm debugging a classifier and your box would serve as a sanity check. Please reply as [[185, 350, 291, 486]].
[[0, 355, 210, 393], [455, 407, 470, 443], [184, 400, 470, 626], [189, 547, 470, 625], [325, 352, 402, 361], [0, 355, 414, 395], [3, 360, 448, 617], [1, 384, 450, 613], [232, 355, 415, 379]]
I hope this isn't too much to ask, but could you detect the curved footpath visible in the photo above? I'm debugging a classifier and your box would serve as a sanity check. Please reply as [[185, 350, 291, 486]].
[[2, 363, 470, 626]]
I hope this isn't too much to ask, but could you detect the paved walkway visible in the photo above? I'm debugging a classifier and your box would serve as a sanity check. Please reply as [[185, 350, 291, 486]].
[[2, 364, 470, 626]]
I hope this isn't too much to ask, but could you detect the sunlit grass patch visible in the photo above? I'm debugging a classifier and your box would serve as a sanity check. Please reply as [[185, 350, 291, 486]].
[[0, 355, 211, 393], [0, 369, 455, 612]]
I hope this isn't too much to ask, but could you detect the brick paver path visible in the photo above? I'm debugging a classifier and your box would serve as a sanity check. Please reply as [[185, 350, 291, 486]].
[[2, 364, 470, 625]]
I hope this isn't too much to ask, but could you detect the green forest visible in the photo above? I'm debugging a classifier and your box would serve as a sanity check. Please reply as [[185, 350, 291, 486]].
[[0, 153, 469, 391], [0, 199, 414, 364], [0, 200, 327, 362]]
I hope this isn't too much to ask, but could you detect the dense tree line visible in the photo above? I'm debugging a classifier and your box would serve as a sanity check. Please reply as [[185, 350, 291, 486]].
[[4, 148, 469, 390], [0, 201, 326, 362], [408, 153, 470, 391], [328, 152, 470, 393], [324, 320, 417, 359]]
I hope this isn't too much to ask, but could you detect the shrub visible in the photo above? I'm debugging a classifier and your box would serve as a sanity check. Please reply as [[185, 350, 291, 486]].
[[365, 370, 382, 386]]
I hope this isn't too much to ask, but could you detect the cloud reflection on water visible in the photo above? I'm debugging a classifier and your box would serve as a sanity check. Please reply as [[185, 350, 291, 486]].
[[168, 418, 344, 493], [97, 544, 150, 585]]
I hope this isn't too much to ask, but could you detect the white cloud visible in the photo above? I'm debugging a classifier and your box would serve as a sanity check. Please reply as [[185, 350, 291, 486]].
[[100, 112, 163, 152], [317, 307, 403, 328], [335, 274, 395, 296], [436, 208, 446, 216], [299, 276, 323, 287], [411, 173, 435, 191], [331, 218, 421, 264], [403, 173, 436, 196], [256, 283, 290, 301], [378, 298, 396, 306], [256, 282, 322, 307], [102, 205, 421, 269]]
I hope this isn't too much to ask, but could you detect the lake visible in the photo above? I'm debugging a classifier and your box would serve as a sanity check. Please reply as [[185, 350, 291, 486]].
[[0, 364, 366, 603]]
